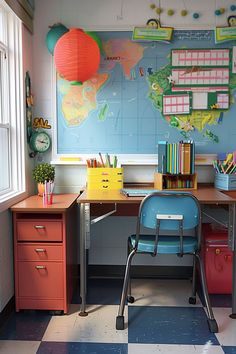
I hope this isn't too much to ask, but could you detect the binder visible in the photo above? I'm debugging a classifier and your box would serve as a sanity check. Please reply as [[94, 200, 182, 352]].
[[157, 141, 167, 174], [183, 142, 191, 174]]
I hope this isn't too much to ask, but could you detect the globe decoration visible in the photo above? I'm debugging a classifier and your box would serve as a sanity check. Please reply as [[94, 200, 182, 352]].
[[54, 28, 100, 84], [46, 23, 69, 54], [85, 31, 103, 53]]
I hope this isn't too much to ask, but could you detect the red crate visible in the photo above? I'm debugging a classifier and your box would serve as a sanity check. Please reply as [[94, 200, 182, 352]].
[[202, 223, 232, 294]]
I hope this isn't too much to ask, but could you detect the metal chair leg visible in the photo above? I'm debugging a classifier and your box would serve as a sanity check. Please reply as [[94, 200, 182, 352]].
[[127, 238, 134, 303], [189, 256, 197, 305], [195, 253, 219, 333], [116, 249, 136, 330]]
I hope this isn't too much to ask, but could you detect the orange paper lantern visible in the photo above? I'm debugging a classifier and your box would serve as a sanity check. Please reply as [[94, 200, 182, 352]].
[[54, 28, 100, 83]]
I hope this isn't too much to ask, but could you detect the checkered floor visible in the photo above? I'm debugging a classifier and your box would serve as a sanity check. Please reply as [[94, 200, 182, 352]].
[[0, 278, 235, 354]]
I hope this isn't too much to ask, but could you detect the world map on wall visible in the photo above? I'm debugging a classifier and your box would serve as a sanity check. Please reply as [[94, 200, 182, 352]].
[[57, 30, 236, 154]]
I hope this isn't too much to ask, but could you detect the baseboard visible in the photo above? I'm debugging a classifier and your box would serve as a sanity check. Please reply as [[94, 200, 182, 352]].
[[87, 265, 193, 279], [0, 297, 14, 329]]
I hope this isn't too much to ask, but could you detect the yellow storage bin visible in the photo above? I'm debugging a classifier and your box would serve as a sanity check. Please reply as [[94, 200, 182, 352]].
[[87, 168, 123, 190]]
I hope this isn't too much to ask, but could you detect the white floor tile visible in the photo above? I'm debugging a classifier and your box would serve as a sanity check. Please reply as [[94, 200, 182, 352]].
[[0, 340, 40, 354], [213, 307, 236, 346], [128, 343, 224, 354], [129, 279, 201, 307], [42, 304, 128, 343]]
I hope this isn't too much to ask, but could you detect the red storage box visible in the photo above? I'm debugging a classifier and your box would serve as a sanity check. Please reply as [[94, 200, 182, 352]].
[[202, 223, 232, 294]]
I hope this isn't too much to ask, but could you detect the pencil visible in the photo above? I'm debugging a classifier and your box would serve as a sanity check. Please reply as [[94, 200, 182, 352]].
[[99, 153, 105, 167]]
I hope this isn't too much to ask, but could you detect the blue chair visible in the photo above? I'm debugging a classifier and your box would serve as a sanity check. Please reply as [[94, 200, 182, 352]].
[[116, 191, 218, 333]]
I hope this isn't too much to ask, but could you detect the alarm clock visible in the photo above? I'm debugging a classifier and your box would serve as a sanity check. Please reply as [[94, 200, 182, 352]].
[[29, 131, 51, 153]]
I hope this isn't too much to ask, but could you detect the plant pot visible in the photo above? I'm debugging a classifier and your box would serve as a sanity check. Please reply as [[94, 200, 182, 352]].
[[37, 183, 45, 196]]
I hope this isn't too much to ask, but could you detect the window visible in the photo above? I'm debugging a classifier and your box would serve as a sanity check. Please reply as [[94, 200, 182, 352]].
[[0, 1, 25, 209]]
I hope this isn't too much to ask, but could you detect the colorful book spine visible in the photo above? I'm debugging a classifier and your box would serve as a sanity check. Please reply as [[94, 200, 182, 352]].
[[157, 141, 167, 174], [158, 140, 195, 176]]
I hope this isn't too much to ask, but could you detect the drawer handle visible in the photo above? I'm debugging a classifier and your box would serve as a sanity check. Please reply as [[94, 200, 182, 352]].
[[34, 225, 45, 229], [35, 265, 46, 269], [35, 248, 45, 252]]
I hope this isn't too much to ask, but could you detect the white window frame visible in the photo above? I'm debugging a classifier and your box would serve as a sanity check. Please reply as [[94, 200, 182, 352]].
[[0, 1, 26, 212]]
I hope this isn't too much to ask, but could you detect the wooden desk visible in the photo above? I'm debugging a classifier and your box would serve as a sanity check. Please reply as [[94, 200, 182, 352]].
[[77, 187, 236, 317]]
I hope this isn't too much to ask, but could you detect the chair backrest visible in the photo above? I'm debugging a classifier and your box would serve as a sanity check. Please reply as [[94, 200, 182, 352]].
[[139, 191, 201, 232]]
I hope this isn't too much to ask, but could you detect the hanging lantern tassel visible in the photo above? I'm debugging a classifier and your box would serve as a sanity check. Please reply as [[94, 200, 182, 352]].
[[54, 28, 100, 84]]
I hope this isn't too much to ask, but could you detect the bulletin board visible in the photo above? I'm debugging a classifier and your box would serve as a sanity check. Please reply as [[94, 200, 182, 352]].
[[56, 30, 236, 155]]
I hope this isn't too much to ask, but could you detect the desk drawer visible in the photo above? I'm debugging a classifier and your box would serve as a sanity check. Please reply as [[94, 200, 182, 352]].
[[18, 261, 63, 298], [87, 181, 123, 190], [16, 221, 63, 242], [17, 244, 63, 261]]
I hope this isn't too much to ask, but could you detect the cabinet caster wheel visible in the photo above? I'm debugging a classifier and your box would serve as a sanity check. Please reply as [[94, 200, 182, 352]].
[[207, 319, 218, 333], [116, 315, 124, 330], [189, 296, 196, 305], [127, 296, 135, 303]]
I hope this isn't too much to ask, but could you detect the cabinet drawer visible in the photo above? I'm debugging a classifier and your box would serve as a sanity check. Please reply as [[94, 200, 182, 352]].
[[16, 221, 63, 241], [18, 261, 63, 298], [17, 244, 63, 261]]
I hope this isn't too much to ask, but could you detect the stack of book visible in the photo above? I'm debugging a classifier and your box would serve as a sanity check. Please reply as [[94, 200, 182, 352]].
[[158, 140, 195, 175]]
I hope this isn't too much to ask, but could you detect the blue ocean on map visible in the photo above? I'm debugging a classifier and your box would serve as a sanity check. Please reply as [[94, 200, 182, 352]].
[[57, 30, 236, 155]]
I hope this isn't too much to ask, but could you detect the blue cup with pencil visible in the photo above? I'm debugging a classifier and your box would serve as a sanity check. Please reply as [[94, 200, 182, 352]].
[[214, 152, 236, 190]]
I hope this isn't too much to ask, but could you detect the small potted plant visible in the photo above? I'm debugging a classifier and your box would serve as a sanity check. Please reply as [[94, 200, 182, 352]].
[[32, 163, 55, 196]]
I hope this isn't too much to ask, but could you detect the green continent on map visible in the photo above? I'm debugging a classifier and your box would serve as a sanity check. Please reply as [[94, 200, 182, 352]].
[[58, 73, 109, 126], [147, 63, 236, 141]]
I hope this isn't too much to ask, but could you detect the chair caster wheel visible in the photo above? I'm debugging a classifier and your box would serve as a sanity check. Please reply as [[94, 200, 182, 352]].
[[189, 296, 196, 305], [127, 296, 135, 303], [116, 315, 124, 330], [207, 319, 218, 333]]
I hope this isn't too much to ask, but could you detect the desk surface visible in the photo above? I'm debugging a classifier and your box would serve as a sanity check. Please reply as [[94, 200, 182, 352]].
[[77, 186, 236, 205], [11, 194, 79, 212]]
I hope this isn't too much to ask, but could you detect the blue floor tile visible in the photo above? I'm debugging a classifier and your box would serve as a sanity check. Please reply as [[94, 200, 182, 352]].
[[0, 310, 51, 341], [72, 278, 123, 304], [209, 294, 232, 308], [222, 347, 236, 354], [196, 278, 232, 308], [37, 342, 128, 354], [128, 306, 219, 345]]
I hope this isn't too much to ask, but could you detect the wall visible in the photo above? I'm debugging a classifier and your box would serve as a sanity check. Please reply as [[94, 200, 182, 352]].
[[33, 0, 230, 267]]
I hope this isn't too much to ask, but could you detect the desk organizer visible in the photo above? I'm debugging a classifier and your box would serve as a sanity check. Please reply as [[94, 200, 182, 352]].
[[214, 173, 236, 190], [154, 173, 197, 190], [87, 168, 123, 190]]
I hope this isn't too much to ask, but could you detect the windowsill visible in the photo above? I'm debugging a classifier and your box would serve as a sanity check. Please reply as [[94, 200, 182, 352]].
[[0, 191, 29, 213]]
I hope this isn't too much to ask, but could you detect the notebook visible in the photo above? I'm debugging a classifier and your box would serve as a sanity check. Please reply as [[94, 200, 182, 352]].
[[120, 189, 159, 197]]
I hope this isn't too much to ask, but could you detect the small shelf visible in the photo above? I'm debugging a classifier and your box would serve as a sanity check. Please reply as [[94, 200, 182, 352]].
[[154, 173, 197, 190]]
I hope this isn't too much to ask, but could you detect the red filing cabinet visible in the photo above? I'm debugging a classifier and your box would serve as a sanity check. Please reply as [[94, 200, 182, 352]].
[[202, 223, 232, 294], [11, 194, 79, 313]]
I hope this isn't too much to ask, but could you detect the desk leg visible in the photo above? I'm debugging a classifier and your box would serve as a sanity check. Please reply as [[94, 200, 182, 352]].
[[79, 202, 90, 317], [229, 203, 236, 318]]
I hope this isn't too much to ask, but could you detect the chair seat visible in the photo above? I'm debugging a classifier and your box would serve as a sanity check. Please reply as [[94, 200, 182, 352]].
[[130, 235, 198, 254]]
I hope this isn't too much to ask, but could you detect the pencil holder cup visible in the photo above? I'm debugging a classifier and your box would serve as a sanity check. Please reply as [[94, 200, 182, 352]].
[[87, 167, 123, 190], [214, 173, 236, 190], [43, 193, 53, 206]]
